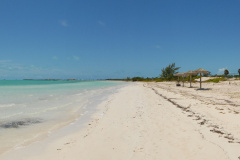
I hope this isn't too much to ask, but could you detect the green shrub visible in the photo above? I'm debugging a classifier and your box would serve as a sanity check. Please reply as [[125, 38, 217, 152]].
[[192, 75, 200, 80], [205, 78, 227, 83], [156, 79, 165, 82], [132, 77, 144, 81]]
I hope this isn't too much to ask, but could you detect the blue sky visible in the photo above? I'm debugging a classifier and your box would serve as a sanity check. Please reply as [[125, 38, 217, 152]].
[[1, 0, 240, 79]]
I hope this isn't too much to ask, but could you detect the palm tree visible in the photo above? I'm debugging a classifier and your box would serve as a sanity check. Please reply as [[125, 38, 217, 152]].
[[160, 63, 180, 81], [224, 69, 229, 77]]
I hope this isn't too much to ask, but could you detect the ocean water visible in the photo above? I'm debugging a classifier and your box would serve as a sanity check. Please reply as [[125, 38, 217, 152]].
[[0, 80, 126, 153]]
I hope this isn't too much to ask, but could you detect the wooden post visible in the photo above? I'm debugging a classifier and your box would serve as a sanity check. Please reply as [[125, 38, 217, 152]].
[[200, 73, 202, 89], [183, 76, 184, 87], [190, 75, 192, 88]]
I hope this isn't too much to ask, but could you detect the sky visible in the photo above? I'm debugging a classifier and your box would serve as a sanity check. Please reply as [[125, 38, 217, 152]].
[[1, 0, 240, 79]]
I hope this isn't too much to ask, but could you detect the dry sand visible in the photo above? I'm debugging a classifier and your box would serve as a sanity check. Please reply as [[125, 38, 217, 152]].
[[1, 81, 240, 160]]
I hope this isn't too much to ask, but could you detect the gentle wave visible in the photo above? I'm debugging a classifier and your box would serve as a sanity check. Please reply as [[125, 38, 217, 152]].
[[0, 103, 16, 108], [0, 80, 127, 154]]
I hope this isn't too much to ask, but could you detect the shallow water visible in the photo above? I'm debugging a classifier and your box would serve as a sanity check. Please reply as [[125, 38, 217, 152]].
[[0, 80, 126, 153]]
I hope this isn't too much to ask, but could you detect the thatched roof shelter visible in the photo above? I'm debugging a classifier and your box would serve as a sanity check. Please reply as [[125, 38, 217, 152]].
[[173, 73, 181, 77], [179, 72, 186, 87], [185, 70, 198, 88], [194, 68, 209, 74], [173, 73, 182, 85], [193, 68, 209, 89]]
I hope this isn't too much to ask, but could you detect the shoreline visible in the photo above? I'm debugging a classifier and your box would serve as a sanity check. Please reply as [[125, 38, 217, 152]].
[[1, 82, 240, 160], [0, 82, 126, 157]]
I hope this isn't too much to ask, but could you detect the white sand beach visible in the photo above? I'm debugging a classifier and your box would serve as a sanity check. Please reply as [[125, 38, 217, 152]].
[[1, 81, 240, 160]]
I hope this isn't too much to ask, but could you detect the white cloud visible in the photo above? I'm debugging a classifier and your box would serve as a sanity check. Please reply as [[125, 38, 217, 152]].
[[0, 60, 13, 68], [98, 20, 106, 27], [0, 60, 23, 70], [0, 59, 84, 79], [155, 45, 161, 49], [218, 68, 227, 74], [73, 56, 80, 61], [67, 56, 80, 61], [0, 60, 12, 63], [52, 56, 58, 60], [60, 20, 69, 27]]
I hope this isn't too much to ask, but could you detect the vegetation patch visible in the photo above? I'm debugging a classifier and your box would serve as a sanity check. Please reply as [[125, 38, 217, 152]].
[[205, 77, 227, 83]]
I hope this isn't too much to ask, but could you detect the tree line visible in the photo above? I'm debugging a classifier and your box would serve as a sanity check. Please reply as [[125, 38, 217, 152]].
[[108, 63, 240, 82]]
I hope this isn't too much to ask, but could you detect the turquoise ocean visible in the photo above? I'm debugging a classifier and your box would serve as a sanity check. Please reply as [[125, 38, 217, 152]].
[[0, 80, 126, 153]]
